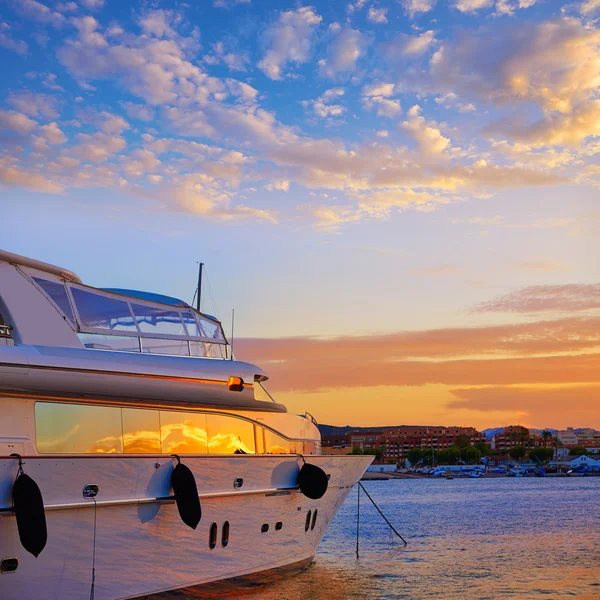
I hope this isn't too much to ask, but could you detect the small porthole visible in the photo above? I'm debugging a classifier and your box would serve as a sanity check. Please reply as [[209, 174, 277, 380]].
[[305, 510, 312, 532], [209, 522, 218, 549], [222, 521, 230, 547], [275, 521, 283, 531], [261, 523, 269, 533], [311, 509, 318, 531], [0, 557, 18, 574]]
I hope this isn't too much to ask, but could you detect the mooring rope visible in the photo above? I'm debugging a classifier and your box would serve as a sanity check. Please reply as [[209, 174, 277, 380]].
[[90, 496, 97, 600], [356, 482, 361, 558], [355, 481, 408, 557]]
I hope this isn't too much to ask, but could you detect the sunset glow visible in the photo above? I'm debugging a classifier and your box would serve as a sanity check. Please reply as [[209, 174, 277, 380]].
[[2, 0, 598, 430]]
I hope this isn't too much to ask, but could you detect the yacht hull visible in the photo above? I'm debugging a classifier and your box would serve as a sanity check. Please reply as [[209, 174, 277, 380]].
[[0, 455, 371, 600]]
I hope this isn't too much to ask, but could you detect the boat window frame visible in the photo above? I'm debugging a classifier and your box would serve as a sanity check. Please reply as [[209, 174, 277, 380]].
[[20, 269, 78, 332]]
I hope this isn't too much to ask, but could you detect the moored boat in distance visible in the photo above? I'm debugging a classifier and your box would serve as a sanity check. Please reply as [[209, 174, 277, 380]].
[[0, 249, 372, 600]]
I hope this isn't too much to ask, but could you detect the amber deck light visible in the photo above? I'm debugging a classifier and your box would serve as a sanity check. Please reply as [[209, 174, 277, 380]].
[[227, 376, 244, 392]]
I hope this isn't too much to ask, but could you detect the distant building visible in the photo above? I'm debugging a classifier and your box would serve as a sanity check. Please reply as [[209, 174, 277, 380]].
[[351, 425, 485, 462], [557, 428, 579, 446]]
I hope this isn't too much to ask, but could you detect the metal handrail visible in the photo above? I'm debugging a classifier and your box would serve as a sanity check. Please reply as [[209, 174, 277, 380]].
[[305, 411, 319, 426]]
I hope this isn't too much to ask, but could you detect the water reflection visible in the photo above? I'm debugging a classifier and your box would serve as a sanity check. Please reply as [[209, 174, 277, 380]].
[[165, 478, 600, 599]]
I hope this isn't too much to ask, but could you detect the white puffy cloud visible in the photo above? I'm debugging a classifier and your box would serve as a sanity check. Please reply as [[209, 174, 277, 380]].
[[400, 0, 437, 16], [121, 102, 154, 122], [362, 83, 402, 117], [258, 7, 322, 80], [38, 122, 67, 144], [319, 26, 370, 79], [581, 0, 600, 15], [0, 110, 38, 134], [454, 0, 493, 13], [400, 105, 450, 155], [204, 41, 249, 72], [0, 21, 27, 55], [367, 7, 388, 23], [430, 18, 600, 115], [304, 88, 346, 119], [11, 0, 66, 28], [7, 92, 59, 119]]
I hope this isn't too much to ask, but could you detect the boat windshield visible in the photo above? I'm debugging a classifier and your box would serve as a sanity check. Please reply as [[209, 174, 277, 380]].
[[24, 270, 229, 358], [254, 380, 275, 402]]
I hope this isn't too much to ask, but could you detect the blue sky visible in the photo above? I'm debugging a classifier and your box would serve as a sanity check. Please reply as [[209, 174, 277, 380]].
[[1, 0, 599, 427]]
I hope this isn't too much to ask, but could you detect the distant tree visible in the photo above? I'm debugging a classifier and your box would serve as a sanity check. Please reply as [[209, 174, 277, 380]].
[[475, 441, 492, 455], [465, 447, 482, 464], [455, 435, 471, 449], [541, 430, 553, 442], [406, 448, 423, 465], [509, 445, 525, 461], [436, 449, 451, 465], [363, 447, 385, 462], [447, 446, 460, 464], [529, 447, 553, 463], [569, 446, 587, 456], [351, 447, 364, 455]]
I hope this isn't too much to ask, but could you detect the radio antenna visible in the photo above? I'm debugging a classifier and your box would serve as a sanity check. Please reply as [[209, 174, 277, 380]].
[[230, 308, 235, 361], [196, 262, 204, 312]]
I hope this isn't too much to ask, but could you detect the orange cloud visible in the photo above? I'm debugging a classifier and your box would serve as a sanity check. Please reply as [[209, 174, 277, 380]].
[[447, 384, 600, 426], [473, 284, 600, 313]]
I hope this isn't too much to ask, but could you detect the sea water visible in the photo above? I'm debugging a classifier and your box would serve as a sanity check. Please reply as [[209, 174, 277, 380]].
[[187, 477, 600, 600]]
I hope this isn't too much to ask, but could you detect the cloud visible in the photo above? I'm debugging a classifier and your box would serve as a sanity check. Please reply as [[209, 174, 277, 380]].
[[204, 41, 249, 72], [515, 260, 571, 273], [80, 0, 105, 9], [0, 21, 27, 55], [415, 264, 461, 276], [235, 316, 600, 392], [581, 0, 600, 16], [121, 101, 154, 122], [367, 7, 388, 23], [400, 105, 450, 155], [319, 26, 370, 79], [304, 88, 346, 119], [0, 110, 38, 134], [362, 83, 401, 117], [213, 0, 251, 7], [454, 0, 493, 13], [473, 284, 600, 313], [0, 160, 63, 193], [258, 7, 322, 80], [400, 0, 437, 16], [447, 384, 600, 425], [7, 92, 59, 119], [385, 30, 435, 58], [11, 0, 66, 28], [428, 18, 600, 116], [38, 122, 67, 145]]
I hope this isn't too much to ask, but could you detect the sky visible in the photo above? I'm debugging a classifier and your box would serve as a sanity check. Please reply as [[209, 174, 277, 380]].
[[1, 0, 599, 430]]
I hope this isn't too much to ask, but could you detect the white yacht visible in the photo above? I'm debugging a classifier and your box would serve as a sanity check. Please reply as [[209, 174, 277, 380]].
[[0, 250, 371, 600]]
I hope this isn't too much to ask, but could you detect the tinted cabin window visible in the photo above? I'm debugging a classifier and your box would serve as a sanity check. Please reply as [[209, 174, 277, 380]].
[[122, 408, 161, 453], [160, 412, 208, 454], [264, 429, 291, 454], [35, 403, 123, 454], [206, 414, 255, 454], [32, 278, 75, 322], [35, 403, 306, 456]]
